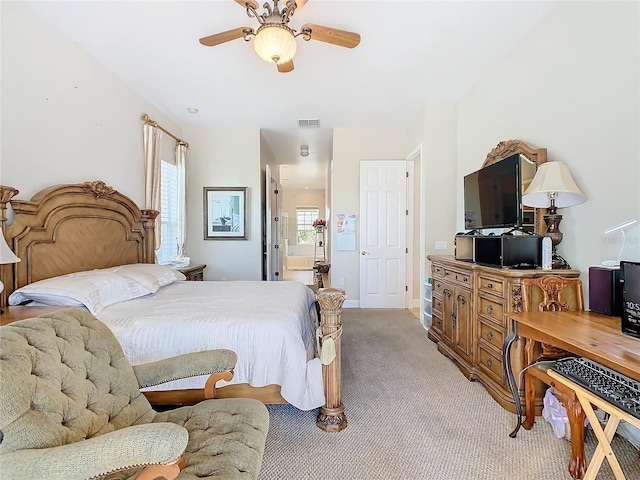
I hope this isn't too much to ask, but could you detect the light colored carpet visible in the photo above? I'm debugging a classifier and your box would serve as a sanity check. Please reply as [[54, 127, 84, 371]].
[[259, 309, 639, 480]]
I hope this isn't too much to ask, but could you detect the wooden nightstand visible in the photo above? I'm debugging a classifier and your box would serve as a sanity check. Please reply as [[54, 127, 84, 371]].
[[177, 264, 206, 281], [1, 306, 65, 326]]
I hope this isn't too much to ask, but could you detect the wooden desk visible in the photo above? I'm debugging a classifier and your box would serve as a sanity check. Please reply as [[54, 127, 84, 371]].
[[503, 310, 640, 479]]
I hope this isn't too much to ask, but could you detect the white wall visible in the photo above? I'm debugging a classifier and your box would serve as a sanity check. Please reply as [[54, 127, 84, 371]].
[[0, 1, 181, 206], [1, 4, 264, 281], [408, 102, 458, 262], [458, 1, 640, 299], [183, 127, 262, 281], [445, 3, 640, 445], [331, 127, 409, 304]]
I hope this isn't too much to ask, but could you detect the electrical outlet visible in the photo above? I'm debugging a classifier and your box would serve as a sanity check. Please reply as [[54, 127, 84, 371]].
[[339, 277, 345, 286], [435, 241, 448, 250]]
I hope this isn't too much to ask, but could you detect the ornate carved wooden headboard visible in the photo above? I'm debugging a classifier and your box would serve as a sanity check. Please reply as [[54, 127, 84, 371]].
[[0, 181, 157, 306]]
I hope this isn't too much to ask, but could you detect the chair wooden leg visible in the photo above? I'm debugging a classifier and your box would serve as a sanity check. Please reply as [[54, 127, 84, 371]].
[[522, 339, 537, 430], [135, 459, 182, 480], [523, 371, 536, 430], [554, 390, 587, 480]]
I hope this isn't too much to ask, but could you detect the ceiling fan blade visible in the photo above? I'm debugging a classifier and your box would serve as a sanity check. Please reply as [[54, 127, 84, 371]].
[[199, 27, 253, 47], [301, 23, 361, 49], [293, 0, 309, 11], [234, 0, 259, 9], [277, 60, 295, 73]]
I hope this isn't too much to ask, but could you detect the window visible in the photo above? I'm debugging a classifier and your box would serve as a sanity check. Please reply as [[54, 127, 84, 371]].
[[156, 160, 179, 264], [296, 207, 319, 245]]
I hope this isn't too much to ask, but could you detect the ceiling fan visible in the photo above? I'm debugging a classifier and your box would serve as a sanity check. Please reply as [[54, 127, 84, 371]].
[[199, 0, 361, 73]]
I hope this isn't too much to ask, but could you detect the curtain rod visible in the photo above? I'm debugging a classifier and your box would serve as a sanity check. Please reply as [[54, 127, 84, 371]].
[[140, 113, 189, 148]]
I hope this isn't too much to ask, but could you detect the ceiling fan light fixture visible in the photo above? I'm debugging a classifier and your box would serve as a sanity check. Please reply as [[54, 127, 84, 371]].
[[300, 145, 309, 157], [254, 24, 296, 64]]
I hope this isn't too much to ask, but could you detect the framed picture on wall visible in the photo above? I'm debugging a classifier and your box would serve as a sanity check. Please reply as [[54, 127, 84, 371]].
[[203, 187, 248, 240]]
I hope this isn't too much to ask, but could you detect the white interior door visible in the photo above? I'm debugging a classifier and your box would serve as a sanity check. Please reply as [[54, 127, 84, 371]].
[[359, 160, 407, 308]]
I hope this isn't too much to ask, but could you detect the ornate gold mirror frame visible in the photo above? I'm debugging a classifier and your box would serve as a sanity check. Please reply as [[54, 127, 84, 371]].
[[482, 139, 548, 235]]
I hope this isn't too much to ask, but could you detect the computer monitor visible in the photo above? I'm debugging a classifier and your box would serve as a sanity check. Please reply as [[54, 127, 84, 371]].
[[620, 261, 640, 338]]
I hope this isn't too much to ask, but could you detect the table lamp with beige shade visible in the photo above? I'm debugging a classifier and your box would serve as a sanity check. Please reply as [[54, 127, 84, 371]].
[[522, 161, 586, 269], [0, 233, 20, 313]]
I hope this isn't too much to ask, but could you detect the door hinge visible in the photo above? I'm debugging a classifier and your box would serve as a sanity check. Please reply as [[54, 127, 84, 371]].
[[406, 247, 408, 254], [406, 209, 409, 216], [406, 171, 409, 178], [274, 244, 279, 249], [274, 189, 279, 194], [405, 285, 408, 292]]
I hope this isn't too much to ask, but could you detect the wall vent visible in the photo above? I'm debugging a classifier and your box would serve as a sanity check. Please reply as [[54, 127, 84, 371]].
[[298, 119, 320, 128]]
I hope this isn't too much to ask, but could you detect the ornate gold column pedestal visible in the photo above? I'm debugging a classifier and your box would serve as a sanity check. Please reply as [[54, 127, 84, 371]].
[[316, 287, 347, 432]]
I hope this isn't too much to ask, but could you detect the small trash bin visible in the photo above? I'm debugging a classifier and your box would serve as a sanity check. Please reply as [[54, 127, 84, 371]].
[[542, 387, 588, 441]]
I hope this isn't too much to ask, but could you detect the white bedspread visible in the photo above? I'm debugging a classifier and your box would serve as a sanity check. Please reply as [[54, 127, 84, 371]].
[[98, 280, 325, 410]]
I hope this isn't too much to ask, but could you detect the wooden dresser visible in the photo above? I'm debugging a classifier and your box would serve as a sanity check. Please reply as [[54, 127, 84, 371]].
[[427, 255, 580, 413]]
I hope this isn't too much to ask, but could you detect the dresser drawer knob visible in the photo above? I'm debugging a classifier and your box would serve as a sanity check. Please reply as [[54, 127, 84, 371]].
[[463, 277, 468, 283], [487, 331, 493, 341], [487, 358, 493, 369], [487, 282, 493, 289], [487, 305, 493, 315]]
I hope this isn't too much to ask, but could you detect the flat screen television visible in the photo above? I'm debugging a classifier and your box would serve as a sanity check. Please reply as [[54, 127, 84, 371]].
[[464, 154, 522, 230]]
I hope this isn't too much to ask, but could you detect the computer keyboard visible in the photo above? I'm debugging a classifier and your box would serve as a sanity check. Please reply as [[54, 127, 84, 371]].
[[550, 356, 640, 420]]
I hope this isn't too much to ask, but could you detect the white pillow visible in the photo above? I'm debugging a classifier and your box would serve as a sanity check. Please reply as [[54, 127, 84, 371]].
[[8, 270, 151, 315], [106, 263, 186, 291]]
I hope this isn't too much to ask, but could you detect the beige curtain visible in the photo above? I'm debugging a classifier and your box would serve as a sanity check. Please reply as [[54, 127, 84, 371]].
[[175, 143, 188, 257], [143, 124, 162, 252]]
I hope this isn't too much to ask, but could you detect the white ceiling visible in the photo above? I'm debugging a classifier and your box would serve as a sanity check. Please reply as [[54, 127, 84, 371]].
[[23, 0, 558, 189]]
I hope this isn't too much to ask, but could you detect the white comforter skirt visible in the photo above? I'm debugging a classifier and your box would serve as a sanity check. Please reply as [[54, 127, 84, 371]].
[[98, 280, 325, 410]]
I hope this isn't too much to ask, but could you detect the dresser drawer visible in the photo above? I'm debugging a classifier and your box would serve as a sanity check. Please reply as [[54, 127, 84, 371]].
[[478, 319, 504, 351], [477, 344, 504, 383], [432, 296, 444, 316], [433, 279, 446, 297], [478, 275, 505, 297], [432, 312, 444, 333], [432, 264, 445, 278], [478, 295, 505, 325], [449, 270, 472, 288]]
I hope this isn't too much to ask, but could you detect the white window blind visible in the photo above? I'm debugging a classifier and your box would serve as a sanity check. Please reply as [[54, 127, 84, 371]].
[[296, 207, 319, 245], [157, 160, 179, 264]]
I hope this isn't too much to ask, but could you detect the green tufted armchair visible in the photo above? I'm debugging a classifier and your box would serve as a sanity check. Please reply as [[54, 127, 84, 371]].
[[0, 308, 269, 479]]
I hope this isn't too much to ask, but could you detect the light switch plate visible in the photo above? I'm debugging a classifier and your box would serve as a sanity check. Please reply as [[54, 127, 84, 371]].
[[435, 241, 448, 250]]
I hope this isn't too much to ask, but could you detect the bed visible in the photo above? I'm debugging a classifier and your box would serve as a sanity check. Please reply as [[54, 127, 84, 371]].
[[0, 181, 346, 431]]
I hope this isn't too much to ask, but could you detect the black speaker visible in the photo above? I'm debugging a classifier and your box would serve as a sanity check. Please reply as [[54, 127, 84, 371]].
[[588, 266, 622, 316]]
